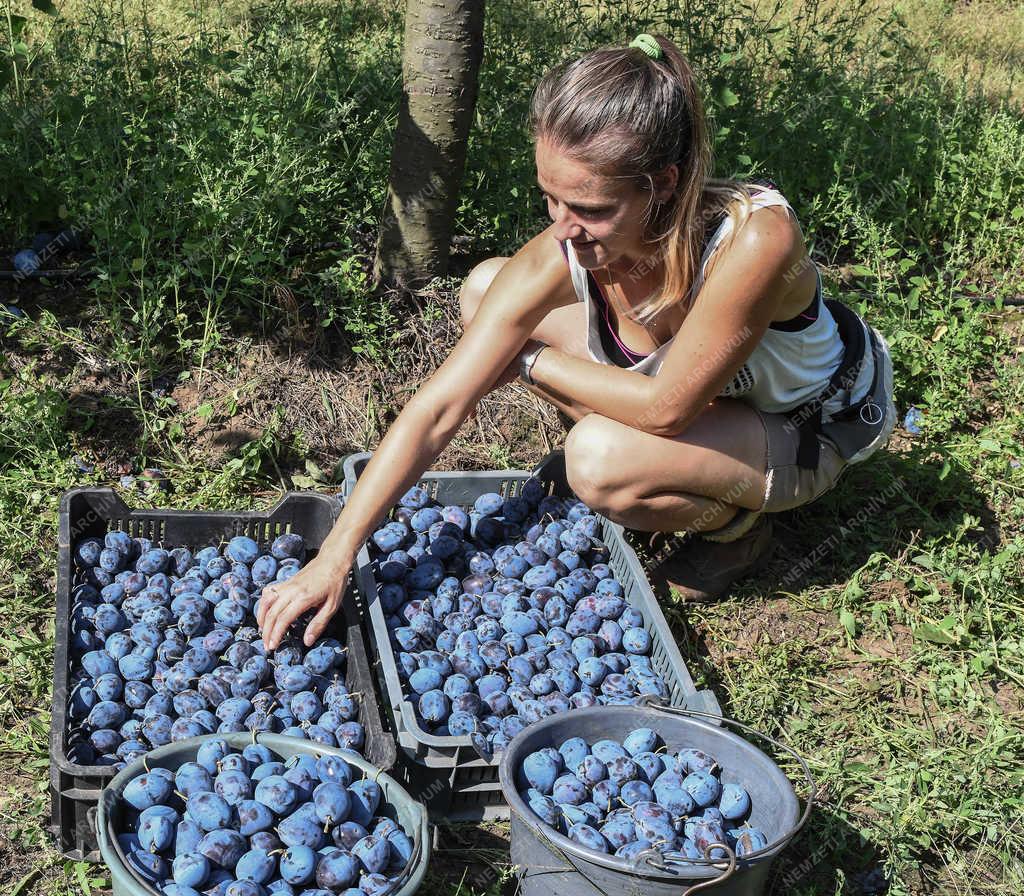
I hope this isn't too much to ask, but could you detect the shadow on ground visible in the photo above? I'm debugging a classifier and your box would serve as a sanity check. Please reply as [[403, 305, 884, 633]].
[[424, 821, 515, 894], [645, 440, 993, 608], [768, 804, 889, 896]]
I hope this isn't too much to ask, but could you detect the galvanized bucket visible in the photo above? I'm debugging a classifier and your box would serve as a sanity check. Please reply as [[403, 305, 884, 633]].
[[498, 701, 813, 896], [97, 732, 431, 896]]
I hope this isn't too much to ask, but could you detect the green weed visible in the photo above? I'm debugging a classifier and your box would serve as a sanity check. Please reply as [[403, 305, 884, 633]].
[[0, 0, 1022, 892]]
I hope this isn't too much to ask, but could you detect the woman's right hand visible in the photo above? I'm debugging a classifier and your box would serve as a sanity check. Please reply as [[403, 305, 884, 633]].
[[256, 551, 352, 652]]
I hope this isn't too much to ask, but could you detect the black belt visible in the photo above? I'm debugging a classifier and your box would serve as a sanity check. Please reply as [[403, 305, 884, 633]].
[[786, 299, 881, 470]]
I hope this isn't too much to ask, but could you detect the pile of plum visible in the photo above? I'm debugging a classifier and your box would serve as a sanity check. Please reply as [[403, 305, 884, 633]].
[[519, 729, 769, 862], [66, 532, 364, 769], [366, 478, 671, 755], [116, 740, 414, 896]]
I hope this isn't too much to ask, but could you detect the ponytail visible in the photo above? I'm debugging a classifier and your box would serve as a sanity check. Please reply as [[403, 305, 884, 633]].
[[529, 34, 759, 322]]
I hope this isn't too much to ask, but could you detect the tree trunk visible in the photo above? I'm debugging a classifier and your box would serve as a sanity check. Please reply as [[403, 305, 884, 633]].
[[373, 0, 485, 291]]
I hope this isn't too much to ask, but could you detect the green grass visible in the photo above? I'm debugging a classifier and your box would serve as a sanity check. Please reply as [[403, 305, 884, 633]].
[[1, 0, 1023, 893]]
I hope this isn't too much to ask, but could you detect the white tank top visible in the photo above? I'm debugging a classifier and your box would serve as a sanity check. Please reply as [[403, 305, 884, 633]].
[[562, 185, 875, 420]]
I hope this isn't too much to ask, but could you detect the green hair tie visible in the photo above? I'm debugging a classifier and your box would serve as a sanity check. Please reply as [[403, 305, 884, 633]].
[[629, 34, 662, 61]]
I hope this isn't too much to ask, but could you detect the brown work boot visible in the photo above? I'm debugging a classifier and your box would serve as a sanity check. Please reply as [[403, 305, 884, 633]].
[[645, 515, 775, 603]]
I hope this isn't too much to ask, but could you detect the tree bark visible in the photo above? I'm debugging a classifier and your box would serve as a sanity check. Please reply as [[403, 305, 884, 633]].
[[373, 0, 486, 291]]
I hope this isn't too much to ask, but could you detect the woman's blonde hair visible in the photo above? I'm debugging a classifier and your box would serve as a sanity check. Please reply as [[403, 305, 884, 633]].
[[529, 34, 759, 323]]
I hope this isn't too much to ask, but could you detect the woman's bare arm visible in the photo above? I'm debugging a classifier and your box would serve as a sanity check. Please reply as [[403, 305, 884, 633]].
[[257, 229, 572, 649], [526, 206, 803, 436]]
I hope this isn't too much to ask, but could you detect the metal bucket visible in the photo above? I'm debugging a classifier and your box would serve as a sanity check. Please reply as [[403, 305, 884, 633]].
[[498, 701, 813, 896], [96, 732, 431, 896]]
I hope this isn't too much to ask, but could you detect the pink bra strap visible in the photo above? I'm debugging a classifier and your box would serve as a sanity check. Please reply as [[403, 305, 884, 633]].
[[594, 278, 647, 362]]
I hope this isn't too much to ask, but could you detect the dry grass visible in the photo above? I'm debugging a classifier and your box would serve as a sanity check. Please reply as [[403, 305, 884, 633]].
[[769, 0, 1024, 108]]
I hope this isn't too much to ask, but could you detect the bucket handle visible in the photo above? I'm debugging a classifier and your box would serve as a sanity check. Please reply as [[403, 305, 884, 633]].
[[637, 697, 817, 860], [532, 819, 738, 896], [532, 819, 741, 896], [633, 841, 738, 894]]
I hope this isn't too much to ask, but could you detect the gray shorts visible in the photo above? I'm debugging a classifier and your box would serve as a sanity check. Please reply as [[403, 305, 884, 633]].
[[755, 400, 897, 514], [754, 323, 897, 514]]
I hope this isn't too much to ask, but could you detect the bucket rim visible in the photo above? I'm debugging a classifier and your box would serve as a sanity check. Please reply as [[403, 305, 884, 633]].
[[498, 704, 812, 882], [96, 731, 431, 896]]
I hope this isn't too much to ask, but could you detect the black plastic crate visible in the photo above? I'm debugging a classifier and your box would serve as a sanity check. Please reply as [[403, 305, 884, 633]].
[[49, 488, 396, 862], [344, 451, 722, 822]]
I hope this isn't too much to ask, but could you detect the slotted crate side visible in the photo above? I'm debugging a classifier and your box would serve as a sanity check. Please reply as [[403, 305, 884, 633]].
[[49, 763, 101, 862], [602, 514, 723, 718], [50, 488, 395, 862], [344, 451, 721, 821], [342, 592, 399, 776], [385, 744, 510, 823], [342, 452, 553, 504], [58, 489, 341, 553]]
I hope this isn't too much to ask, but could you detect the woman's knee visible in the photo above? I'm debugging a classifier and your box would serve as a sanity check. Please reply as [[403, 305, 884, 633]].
[[564, 415, 635, 518], [459, 256, 510, 328]]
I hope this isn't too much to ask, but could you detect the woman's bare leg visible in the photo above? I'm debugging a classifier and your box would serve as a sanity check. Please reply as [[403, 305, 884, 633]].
[[459, 257, 767, 535], [562, 402, 767, 533]]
